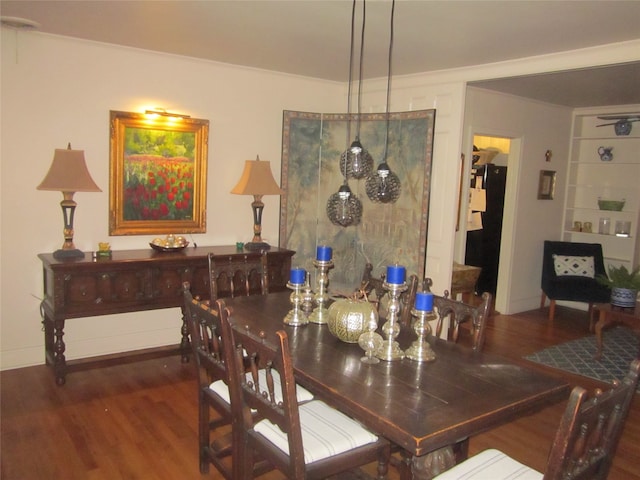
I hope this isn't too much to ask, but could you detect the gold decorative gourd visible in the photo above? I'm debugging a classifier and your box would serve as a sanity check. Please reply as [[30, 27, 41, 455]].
[[327, 295, 378, 343]]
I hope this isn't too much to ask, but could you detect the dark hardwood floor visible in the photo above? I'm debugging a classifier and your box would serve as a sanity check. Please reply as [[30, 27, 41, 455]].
[[2, 303, 639, 479]]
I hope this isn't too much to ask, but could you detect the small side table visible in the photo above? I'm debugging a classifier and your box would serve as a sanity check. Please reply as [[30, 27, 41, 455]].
[[592, 301, 640, 360]]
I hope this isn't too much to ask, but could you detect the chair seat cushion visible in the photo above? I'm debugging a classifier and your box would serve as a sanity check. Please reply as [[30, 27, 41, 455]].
[[433, 449, 543, 480], [253, 400, 379, 464], [209, 369, 314, 405]]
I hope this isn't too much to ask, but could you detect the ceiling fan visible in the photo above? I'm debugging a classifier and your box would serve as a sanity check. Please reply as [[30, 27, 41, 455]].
[[596, 114, 640, 136]]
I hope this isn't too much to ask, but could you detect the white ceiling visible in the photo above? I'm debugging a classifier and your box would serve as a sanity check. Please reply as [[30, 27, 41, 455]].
[[2, 0, 640, 107]]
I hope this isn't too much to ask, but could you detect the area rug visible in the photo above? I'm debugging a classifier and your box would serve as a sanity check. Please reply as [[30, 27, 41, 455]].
[[524, 326, 639, 388]]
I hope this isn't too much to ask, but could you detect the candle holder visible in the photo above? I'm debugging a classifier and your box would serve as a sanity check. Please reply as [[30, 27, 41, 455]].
[[375, 281, 407, 361], [404, 308, 437, 362], [309, 259, 334, 324], [301, 272, 315, 318], [358, 308, 383, 364], [284, 280, 308, 327]]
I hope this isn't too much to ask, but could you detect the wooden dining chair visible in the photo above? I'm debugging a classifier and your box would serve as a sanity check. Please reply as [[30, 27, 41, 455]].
[[183, 282, 235, 478], [434, 359, 640, 480], [221, 317, 391, 479], [360, 263, 419, 328], [208, 250, 269, 301], [390, 281, 493, 479], [433, 290, 493, 353], [184, 284, 312, 478]]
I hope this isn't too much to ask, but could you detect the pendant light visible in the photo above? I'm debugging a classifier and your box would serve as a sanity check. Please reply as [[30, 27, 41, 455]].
[[366, 0, 401, 204], [327, 0, 363, 227], [340, 0, 373, 180]]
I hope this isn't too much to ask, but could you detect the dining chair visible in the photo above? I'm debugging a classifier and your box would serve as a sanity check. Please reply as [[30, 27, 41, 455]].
[[208, 250, 269, 302], [390, 281, 493, 479], [433, 290, 493, 353], [183, 282, 235, 477], [221, 317, 391, 479], [183, 284, 313, 478], [540, 240, 610, 324], [433, 359, 640, 480], [360, 263, 418, 328]]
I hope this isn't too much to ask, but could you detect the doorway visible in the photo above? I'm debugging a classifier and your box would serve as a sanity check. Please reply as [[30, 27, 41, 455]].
[[459, 134, 519, 313], [465, 136, 510, 297]]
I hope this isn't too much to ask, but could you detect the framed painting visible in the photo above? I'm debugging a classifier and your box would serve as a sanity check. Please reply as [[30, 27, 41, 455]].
[[109, 110, 209, 235], [279, 109, 435, 293]]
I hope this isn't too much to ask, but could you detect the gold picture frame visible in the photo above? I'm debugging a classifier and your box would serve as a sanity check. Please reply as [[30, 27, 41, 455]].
[[109, 110, 209, 235], [538, 170, 556, 200]]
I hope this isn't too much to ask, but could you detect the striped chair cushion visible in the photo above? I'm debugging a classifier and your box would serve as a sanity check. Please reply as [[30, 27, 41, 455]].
[[209, 369, 314, 405], [253, 400, 379, 464], [433, 449, 543, 480]]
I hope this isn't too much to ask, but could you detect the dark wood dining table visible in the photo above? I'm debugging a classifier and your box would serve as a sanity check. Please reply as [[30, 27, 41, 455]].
[[224, 291, 570, 479]]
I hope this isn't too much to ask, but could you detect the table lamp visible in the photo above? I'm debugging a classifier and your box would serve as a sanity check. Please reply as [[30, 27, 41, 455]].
[[231, 155, 284, 251], [37, 144, 101, 259]]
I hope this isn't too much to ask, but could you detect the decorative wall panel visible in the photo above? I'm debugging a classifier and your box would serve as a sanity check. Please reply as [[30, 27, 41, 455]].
[[280, 110, 435, 292]]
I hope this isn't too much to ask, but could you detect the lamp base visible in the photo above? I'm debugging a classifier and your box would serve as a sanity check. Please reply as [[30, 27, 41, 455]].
[[244, 241, 271, 251], [53, 248, 85, 260]]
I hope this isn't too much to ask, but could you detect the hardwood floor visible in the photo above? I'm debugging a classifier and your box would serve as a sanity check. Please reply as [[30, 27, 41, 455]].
[[1, 304, 639, 479]]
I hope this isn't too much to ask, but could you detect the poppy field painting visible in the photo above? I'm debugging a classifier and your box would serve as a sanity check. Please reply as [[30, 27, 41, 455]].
[[109, 110, 209, 235]]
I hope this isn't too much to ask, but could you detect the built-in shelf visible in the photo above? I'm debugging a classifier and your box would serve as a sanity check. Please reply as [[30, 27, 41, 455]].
[[562, 106, 640, 270]]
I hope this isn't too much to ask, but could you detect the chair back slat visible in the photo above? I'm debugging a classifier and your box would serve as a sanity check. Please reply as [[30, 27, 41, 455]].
[[544, 359, 640, 480], [183, 282, 227, 382], [426, 278, 492, 352], [209, 251, 269, 301]]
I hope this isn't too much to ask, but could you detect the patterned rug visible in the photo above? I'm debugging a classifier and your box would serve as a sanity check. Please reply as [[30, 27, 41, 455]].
[[525, 326, 639, 389]]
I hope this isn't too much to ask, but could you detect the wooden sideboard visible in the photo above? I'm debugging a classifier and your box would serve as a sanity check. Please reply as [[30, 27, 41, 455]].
[[38, 246, 295, 385]]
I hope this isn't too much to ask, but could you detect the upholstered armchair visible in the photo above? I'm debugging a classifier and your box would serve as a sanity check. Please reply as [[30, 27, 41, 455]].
[[540, 240, 610, 323]]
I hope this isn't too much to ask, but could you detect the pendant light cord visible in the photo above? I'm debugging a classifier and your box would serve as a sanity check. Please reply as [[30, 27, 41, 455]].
[[343, 0, 357, 182], [356, 0, 366, 140], [383, 0, 395, 161]]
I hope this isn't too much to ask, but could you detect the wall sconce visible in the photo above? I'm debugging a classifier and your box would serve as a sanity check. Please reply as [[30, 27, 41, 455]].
[[231, 156, 284, 250], [144, 108, 191, 119], [37, 144, 102, 259]]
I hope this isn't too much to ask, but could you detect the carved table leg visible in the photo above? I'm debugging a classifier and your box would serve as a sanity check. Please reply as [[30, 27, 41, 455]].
[[411, 446, 456, 480], [53, 317, 67, 386], [180, 306, 191, 363], [42, 311, 54, 366]]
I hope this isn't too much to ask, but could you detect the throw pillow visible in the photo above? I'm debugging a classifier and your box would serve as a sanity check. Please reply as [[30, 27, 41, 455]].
[[552, 255, 595, 278]]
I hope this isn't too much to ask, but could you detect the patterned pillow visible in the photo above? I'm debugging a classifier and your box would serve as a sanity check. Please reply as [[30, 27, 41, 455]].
[[552, 255, 595, 278]]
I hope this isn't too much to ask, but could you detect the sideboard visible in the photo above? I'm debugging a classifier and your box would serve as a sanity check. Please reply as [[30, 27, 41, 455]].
[[38, 246, 295, 385]]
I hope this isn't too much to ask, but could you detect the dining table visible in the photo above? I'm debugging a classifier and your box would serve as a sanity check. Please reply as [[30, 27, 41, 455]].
[[223, 291, 570, 480]]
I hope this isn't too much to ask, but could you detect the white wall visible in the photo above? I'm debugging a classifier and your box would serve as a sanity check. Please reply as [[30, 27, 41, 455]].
[[0, 31, 345, 369], [2, 29, 639, 369], [461, 88, 573, 314], [1, 30, 470, 370]]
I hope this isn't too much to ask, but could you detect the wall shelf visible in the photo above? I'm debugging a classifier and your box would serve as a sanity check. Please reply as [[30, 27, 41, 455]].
[[562, 106, 640, 270]]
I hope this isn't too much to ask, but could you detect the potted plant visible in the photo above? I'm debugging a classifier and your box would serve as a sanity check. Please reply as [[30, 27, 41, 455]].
[[596, 264, 640, 308]]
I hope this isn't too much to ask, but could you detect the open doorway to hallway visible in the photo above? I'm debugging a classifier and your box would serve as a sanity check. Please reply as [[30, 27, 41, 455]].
[[464, 135, 511, 299]]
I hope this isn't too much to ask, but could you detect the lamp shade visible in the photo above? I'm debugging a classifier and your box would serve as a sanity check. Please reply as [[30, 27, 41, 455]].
[[37, 147, 101, 193], [230, 157, 284, 196]]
